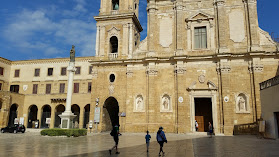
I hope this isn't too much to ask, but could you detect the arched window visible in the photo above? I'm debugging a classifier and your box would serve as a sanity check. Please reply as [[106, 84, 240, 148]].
[[110, 36, 118, 53], [112, 0, 119, 10]]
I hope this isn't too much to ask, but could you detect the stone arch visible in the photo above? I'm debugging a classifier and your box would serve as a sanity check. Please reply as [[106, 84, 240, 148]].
[[110, 36, 118, 53], [103, 97, 119, 131], [112, 0, 119, 10], [54, 104, 65, 128], [27, 105, 38, 128], [83, 104, 90, 128], [71, 104, 80, 128], [8, 104, 18, 126], [41, 105, 51, 128]]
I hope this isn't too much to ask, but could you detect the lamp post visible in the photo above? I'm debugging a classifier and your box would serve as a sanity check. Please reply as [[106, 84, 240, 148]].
[[59, 45, 76, 129]]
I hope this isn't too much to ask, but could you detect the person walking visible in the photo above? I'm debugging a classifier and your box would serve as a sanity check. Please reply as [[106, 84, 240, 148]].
[[145, 130, 151, 152], [109, 124, 120, 155], [208, 122, 213, 138], [195, 120, 199, 132], [156, 126, 167, 156]]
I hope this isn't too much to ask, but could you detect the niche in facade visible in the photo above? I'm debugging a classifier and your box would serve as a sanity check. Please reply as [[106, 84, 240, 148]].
[[110, 36, 118, 53], [235, 93, 249, 113], [112, 0, 119, 10]]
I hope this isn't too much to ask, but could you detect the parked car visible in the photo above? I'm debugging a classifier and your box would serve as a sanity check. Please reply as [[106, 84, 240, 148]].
[[1, 124, 26, 133]]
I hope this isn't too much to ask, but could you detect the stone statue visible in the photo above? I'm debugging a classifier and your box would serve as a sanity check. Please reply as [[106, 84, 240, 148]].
[[70, 45, 75, 62], [136, 97, 143, 111], [162, 97, 169, 110], [238, 95, 246, 111]]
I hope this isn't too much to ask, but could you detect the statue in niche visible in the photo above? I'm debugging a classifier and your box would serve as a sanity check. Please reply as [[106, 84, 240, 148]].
[[237, 95, 246, 112], [162, 96, 170, 110], [70, 45, 75, 62], [136, 96, 143, 111]]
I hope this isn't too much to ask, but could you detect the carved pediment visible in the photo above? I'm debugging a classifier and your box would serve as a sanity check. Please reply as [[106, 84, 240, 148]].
[[186, 11, 214, 22], [107, 27, 120, 37]]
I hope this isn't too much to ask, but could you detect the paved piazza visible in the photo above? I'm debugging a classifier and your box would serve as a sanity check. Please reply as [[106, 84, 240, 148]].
[[0, 131, 279, 157]]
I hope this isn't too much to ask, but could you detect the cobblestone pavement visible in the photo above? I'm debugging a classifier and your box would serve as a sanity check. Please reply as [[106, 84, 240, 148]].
[[0, 131, 279, 157]]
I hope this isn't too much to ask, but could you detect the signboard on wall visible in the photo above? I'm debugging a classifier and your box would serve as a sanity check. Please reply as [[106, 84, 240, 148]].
[[46, 118, 51, 124], [19, 117, 24, 125], [14, 118, 19, 124], [94, 107, 100, 123]]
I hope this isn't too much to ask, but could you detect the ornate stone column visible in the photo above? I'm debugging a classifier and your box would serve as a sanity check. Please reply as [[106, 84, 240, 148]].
[[59, 45, 76, 129]]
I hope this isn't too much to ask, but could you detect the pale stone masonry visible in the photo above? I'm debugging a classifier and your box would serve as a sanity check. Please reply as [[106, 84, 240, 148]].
[[0, 0, 278, 135]]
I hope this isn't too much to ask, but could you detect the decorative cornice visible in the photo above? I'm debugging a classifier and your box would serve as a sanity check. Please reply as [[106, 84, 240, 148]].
[[94, 13, 143, 32]]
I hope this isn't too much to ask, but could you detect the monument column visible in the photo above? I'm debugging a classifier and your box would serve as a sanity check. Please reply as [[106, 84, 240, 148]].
[[59, 45, 76, 129]]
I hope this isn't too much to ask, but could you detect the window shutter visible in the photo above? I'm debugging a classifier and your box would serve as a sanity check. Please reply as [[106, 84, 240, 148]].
[[88, 82, 92, 93], [60, 83, 65, 93], [74, 83, 79, 93], [0, 67, 4, 75], [46, 84, 51, 94], [33, 84, 38, 94]]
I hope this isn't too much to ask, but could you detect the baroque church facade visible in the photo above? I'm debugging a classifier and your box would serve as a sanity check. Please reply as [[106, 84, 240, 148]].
[[0, 0, 278, 135]]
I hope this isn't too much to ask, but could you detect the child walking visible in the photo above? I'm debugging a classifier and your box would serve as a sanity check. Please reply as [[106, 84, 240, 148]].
[[145, 130, 151, 152]]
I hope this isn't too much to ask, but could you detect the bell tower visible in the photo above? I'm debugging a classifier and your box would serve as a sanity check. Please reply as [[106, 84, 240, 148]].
[[95, 0, 142, 59]]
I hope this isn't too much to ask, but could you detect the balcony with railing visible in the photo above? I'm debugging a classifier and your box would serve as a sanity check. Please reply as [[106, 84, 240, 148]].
[[109, 53, 118, 60], [260, 75, 279, 90]]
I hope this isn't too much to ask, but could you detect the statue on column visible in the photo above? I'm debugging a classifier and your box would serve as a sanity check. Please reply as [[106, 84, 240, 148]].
[[70, 45, 75, 62]]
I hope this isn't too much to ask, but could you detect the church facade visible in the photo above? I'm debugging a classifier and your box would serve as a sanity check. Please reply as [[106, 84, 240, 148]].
[[89, 0, 278, 135], [0, 0, 278, 135]]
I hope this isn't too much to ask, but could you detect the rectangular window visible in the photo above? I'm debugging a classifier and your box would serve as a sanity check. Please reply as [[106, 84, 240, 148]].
[[10, 85, 19, 93], [59, 83, 65, 93], [88, 82, 92, 93], [0, 67, 4, 76], [194, 27, 207, 49], [0, 83, 2, 91], [47, 68, 53, 76], [75, 67, 81, 75], [14, 69, 20, 77], [74, 83, 79, 93], [34, 69, 40, 77], [32, 84, 38, 94], [89, 66, 93, 74], [46, 84, 51, 94], [61, 67, 67, 76]]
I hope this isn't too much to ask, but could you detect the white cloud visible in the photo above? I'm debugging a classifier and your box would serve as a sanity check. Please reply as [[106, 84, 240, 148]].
[[3, 0, 96, 57]]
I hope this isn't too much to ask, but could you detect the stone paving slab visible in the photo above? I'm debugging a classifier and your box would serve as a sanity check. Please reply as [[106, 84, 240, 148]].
[[0, 132, 279, 157]]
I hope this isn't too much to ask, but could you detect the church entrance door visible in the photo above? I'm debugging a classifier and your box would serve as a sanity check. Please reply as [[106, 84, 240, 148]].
[[275, 112, 279, 138], [103, 97, 119, 132], [194, 98, 213, 132]]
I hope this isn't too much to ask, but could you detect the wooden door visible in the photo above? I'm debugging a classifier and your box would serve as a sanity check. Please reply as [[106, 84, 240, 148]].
[[195, 116, 204, 132]]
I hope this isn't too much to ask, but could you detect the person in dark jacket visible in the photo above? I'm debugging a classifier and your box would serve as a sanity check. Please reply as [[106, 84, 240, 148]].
[[156, 126, 167, 156], [109, 125, 120, 155]]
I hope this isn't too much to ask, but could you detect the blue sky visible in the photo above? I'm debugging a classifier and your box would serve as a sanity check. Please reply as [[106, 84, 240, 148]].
[[0, 0, 277, 61]]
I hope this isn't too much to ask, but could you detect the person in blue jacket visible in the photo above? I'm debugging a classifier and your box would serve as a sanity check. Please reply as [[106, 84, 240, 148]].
[[156, 126, 167, 156]]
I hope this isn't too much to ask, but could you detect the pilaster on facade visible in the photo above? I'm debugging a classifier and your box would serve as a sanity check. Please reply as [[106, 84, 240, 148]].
[[146, 64, 158, 76], [216, 62, 231, 74], [126, 66, 133, 77], [92, 70, 98, 79], [174, 64, 186, 75], [248, 61, 264, 73], [214, 0, 225, 6]]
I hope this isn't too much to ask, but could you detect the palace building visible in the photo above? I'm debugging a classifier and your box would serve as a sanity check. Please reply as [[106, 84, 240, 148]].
[[0, 0, 278, 135]]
